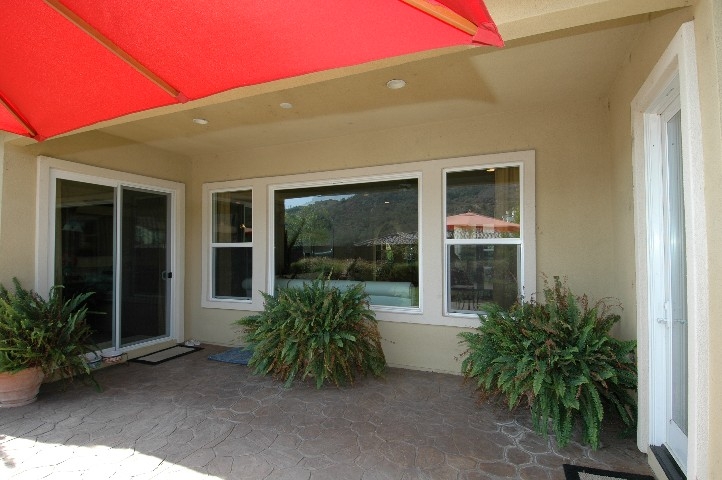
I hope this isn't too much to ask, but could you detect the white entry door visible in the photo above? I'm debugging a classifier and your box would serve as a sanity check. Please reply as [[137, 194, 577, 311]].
[[646, 85, 688, 473], [660, 101, 688, 469]]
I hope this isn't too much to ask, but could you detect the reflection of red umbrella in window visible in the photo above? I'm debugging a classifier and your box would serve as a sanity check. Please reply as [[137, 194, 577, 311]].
[[446, 211, 519, 233]]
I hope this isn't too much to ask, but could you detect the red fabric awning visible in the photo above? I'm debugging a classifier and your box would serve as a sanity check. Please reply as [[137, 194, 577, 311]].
[[0, 0, 502, 141]]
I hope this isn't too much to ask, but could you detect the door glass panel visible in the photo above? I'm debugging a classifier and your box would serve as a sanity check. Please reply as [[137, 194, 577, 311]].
[[667, 110, 688, 436], [55, 179, 115, 349], [120, 188, 170, 346]]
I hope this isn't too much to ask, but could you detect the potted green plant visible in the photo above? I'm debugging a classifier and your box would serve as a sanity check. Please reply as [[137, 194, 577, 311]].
[[237, 279, 386, 388], [458, 277, 637, 449], [0, 278, 98, 407]]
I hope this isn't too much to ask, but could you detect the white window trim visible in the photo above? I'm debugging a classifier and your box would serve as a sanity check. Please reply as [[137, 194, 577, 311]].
[[35, 156, 186, 349], [631, 21, 708, 477], [202, 180, 265, 309], [207, 187, 253, 303], [201, 150, 535, 328]]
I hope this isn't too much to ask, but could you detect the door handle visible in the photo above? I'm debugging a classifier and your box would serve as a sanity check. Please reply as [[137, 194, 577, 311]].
[[161, 271, 173, 280]]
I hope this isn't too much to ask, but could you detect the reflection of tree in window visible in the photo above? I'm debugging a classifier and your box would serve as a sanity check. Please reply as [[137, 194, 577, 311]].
[[286, 204, 333, 257]]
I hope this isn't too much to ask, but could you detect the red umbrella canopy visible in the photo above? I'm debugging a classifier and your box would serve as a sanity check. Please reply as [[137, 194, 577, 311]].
[[0, 0, 502, 141], [446, 211, 519, 232]]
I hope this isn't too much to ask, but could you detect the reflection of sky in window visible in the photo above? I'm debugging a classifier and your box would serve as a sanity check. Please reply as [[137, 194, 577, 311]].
[[285, 194, 353, 208]]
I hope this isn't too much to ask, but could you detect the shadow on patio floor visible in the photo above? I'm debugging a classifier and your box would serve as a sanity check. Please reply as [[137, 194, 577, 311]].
[[0, 344, 652, 480]]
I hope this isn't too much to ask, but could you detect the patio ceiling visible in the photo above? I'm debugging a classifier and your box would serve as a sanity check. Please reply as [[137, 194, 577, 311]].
[[13, 0, 691, 157], [90, 16, 643, 157]]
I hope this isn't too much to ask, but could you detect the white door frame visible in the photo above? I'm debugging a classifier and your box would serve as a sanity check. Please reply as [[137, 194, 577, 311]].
[[632, 21, 708, 478], [35, 156, 185, 351]]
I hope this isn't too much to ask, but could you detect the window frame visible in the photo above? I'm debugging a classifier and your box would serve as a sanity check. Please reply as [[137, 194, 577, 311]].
[[210, 188, 253, 302], [36, 156, 186, 347], [443, 163, 526, 317], [268, 172, 423, 313], [202, 182, 259, 309]]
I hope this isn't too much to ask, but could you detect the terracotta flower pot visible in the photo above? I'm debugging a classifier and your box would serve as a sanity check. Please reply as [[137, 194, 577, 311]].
[[0, 367, 44, 407]]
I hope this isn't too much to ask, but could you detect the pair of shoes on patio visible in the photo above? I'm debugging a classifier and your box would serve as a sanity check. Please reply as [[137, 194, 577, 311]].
[[184, 339, 201, 347]]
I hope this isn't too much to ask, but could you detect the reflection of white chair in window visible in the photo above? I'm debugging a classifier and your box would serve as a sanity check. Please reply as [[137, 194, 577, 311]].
[[241, 278, 252, 297]]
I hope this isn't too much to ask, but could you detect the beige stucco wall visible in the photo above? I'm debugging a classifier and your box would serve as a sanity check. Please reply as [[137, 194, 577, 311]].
[[0, 132, 190, 289], [695, 0, 722, 477], [185, 98, 618, 373]]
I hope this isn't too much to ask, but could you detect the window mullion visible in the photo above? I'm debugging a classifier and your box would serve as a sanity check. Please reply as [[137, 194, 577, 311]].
[[445, 238, 522, 246]]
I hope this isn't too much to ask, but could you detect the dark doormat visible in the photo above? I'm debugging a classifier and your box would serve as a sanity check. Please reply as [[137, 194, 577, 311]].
[[563, 465, 655, 480], [130, 344, 203, 365], [207, 347, 253, 365]]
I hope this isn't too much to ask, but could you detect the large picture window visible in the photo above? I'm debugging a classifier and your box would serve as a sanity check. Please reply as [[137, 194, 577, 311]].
[[211, 189, 252, 300], [445, 166, 522, 314], [273, 177, 419, 308]]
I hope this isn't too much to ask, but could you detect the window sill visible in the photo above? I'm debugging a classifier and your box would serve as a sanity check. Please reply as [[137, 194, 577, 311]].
[[201, 298, 257, 311]]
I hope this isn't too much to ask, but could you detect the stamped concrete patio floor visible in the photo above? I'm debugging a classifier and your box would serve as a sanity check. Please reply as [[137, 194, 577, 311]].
[[0, 344, 653, 480]]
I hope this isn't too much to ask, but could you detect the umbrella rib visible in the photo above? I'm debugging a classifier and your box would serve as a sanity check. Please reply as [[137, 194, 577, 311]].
[[0, 94, 38, 138], [44, 0, 188, 102], [400, 0, 478, 36]]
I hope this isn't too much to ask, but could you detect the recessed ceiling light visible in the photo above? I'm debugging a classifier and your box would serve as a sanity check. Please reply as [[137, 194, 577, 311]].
[[386, 79, 406, 90], [192, 118, 208, 125], [280, 102, 293, 109]]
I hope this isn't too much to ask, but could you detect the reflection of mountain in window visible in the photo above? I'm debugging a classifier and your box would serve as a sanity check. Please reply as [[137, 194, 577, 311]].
[[275, 178, 420, 308]]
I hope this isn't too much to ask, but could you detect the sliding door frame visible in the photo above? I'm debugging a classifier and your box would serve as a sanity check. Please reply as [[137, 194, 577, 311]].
[[36, 156, 185, 351]]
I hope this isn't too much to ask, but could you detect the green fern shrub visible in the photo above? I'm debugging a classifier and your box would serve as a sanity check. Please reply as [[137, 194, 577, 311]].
[[0, 278, 97, 383], [458, 277, 637, 449], [236, 279, 386, 388]]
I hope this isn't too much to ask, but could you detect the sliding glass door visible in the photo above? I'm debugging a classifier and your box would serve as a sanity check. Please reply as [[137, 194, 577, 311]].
[[55, 179, 172, 350], [120, 188, 170, 347], [55, 180, 115, 347]]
